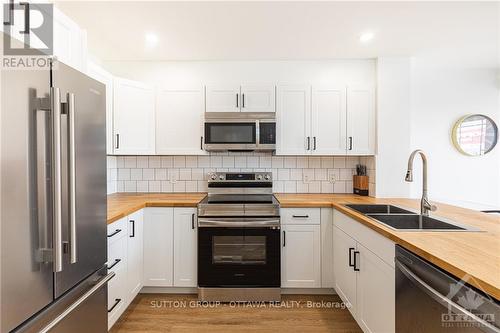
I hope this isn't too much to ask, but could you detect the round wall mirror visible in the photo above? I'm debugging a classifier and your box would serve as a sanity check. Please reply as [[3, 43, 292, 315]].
[[452, 114, 498, 156]]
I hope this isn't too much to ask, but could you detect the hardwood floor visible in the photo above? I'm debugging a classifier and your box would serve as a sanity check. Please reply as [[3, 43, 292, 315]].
[[110, 294, 362, 333]]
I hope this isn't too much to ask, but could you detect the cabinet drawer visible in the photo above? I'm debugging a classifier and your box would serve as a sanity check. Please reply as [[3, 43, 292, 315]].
[[107, 217, 127, 245], [107, 263, 127, 329], [281, 208, 320, 225], [107, 236, 127, 274]]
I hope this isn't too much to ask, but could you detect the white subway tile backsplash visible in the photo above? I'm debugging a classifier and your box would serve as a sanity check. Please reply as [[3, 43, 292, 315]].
[[108, 153, 375, 195]]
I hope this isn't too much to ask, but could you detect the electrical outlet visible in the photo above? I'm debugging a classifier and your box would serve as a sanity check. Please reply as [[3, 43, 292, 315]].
[[303, 171, 312, 183], [328, 170, 337, 183]]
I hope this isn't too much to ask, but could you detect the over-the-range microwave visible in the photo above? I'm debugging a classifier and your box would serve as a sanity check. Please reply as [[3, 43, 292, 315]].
[[204, 112, 276, 151]]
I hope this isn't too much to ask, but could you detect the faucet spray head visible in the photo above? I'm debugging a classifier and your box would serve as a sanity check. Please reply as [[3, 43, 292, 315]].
[[405, 170, 413, 182]]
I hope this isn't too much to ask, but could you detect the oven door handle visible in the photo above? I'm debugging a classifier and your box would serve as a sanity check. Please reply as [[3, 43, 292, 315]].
[[395, 259, 500, 333], [198, 218, 280, 228]]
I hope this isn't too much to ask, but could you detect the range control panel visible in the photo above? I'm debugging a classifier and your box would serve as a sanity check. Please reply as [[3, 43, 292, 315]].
[[208, 172, 272, 182]]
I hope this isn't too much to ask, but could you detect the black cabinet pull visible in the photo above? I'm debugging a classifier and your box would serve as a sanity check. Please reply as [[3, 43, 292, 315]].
[[191, 213, 195, 230], [200, 136, 203, 150], [242, 93, 245, 108], [107, 259, 121, 270], [348, 136, 353, 151], [292, 215, 309, 218], [306, 137, 311, 150], [348, 247, 355, 267], [236, 93, 239, 108], [129, 220, 135, 238], [115, 134, 120, 149], [282, 231, 286, 247], [313, 137, 317, 150], [107, 229, 122, 238], [107, 298, 121, 313], [353, 250, 360, 271]]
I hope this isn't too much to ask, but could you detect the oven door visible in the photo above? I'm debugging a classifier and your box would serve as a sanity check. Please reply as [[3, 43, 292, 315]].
[[198, 224, 280, 287], [204, 122, 257, 150]]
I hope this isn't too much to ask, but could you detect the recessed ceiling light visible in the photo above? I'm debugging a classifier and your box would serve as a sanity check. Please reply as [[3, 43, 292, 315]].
[[359, 32, 375, 43], [145, 33, 159, 47]]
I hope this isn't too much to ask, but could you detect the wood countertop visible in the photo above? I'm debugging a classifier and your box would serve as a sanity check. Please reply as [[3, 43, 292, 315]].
[[107, 193, 206, 224], [108, 192, 500, 299]]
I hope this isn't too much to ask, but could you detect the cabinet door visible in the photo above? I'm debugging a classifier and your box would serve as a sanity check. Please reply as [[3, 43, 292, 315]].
[[320, 209, 334, 288], [52, 7, 87, 72], [276, 85, 311, 155], [333, 226, 357, 314], [356, 243, 395, 333], [346, 86, 375, 155], [205, 85, 240, 113], [113, 78, 155, 155], [156, 87, 205, 155], [240, 85, 275, 113], [281, 224, 321, 288], [143, 208, 174, 287], [87, 62, 114, 155], [311, 86, 346, 155], [173, 208, 197, 287], [127, 210, 144, 299]]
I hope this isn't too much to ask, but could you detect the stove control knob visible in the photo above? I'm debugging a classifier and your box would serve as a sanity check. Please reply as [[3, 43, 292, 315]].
[[210, 174, 217, 180], [264, 174, 271, 180], [219, 175, 225, 180], [256, 175, 263, 180]]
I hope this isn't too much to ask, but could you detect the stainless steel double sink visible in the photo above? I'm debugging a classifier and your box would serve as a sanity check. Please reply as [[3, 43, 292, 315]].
[[344, 204, 478, 231]]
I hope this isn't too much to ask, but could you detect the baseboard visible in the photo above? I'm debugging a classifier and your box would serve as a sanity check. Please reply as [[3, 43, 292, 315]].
[[140, 287, 337, 296]]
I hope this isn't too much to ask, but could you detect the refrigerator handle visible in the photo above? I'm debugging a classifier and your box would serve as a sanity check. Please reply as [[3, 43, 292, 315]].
[[67, 92, 77, 264], [51, 87, 63, 273]]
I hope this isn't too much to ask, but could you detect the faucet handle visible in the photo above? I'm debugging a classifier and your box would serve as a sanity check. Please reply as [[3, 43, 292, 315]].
[[430, 204, 437, 212]]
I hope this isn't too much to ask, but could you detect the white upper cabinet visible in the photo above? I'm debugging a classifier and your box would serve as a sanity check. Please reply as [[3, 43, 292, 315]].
[[346, 86, 376, 155], [311, 86, 347, 155], [276, 85, 311, 155], [206, 84, 276, 113], [52, 7, 87, 72], [205, 85, 241, 113], [240, 85, 275, 113], [156, 87, 205, 155], [113, 77, 155, 155], [87, 62, 114, 155], [173, 208, 197, 287]]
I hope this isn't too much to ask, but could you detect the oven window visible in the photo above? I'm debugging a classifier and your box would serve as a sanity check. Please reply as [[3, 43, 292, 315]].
[[212, 235, 266, 265], [205, 123, 256, 144]]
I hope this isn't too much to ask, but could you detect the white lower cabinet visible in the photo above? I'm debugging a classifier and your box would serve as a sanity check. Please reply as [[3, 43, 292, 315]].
[[143, 208, 174, 286], [173, 208, 198, 287], [126, 210, 144, 300], [333, 210, 395, 333]]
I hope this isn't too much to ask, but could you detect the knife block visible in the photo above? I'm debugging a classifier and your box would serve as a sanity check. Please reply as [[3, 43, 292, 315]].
[[353, 175, 369, 196]]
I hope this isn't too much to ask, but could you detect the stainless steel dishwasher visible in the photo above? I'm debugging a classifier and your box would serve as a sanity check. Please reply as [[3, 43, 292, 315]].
[[395, 245, 500, 333]]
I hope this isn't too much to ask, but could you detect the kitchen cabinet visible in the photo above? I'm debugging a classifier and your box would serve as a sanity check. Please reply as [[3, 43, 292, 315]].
[[281, 208, 321, 288], [87, 62, 114, 155], [143, 208, 174, 287], [277, 84, 375, 155], [173, 208, 198, 287], [333, 210, 395, 333], [126, 210, 144, 300], [113, 77, 155, 155], [346, 86, 376, 155], [156, 87, 205, 155], [276, 85, 311, 155], [320, 208, 334, 288], [52, 7, 87, 72], [206, 84, 275, 113]]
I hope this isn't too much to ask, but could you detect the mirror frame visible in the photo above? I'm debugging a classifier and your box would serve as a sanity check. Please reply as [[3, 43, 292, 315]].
[[451, 114, 498, 156]]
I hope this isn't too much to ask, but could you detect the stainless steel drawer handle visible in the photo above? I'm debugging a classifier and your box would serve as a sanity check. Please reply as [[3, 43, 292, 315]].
[[108, 298, 122, 313], [107, 259, 121, 270], [39, 271, 115, 333], [107, 229, 122, 238], [292, 215, 309, 218], [395, 259, 500, 333]]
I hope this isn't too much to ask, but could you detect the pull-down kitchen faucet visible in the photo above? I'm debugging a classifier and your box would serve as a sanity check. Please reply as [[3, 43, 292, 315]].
[[405, 150, 437, 216]]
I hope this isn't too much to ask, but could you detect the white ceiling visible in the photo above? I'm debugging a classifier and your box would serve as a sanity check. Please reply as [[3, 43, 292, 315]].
[[55, 1, 499, 63]]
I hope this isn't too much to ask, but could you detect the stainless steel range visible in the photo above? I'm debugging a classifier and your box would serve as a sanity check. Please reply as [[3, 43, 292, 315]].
[[197, 172, 281, 302]]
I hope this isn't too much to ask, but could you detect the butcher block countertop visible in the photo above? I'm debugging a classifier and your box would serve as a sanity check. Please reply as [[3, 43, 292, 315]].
[[107, 192, 500, 299]]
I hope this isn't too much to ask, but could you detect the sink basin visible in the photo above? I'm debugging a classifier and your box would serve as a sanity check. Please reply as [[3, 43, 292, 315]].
[[345, 204, 416, 215], [365, 214, 476, 231]]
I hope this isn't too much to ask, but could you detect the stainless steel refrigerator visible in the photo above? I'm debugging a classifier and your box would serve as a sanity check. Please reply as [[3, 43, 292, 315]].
[[1, 59, 112, 333]]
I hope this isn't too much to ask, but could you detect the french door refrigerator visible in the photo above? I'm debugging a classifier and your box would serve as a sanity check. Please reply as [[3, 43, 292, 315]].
[[1, 59, 113, 333]]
